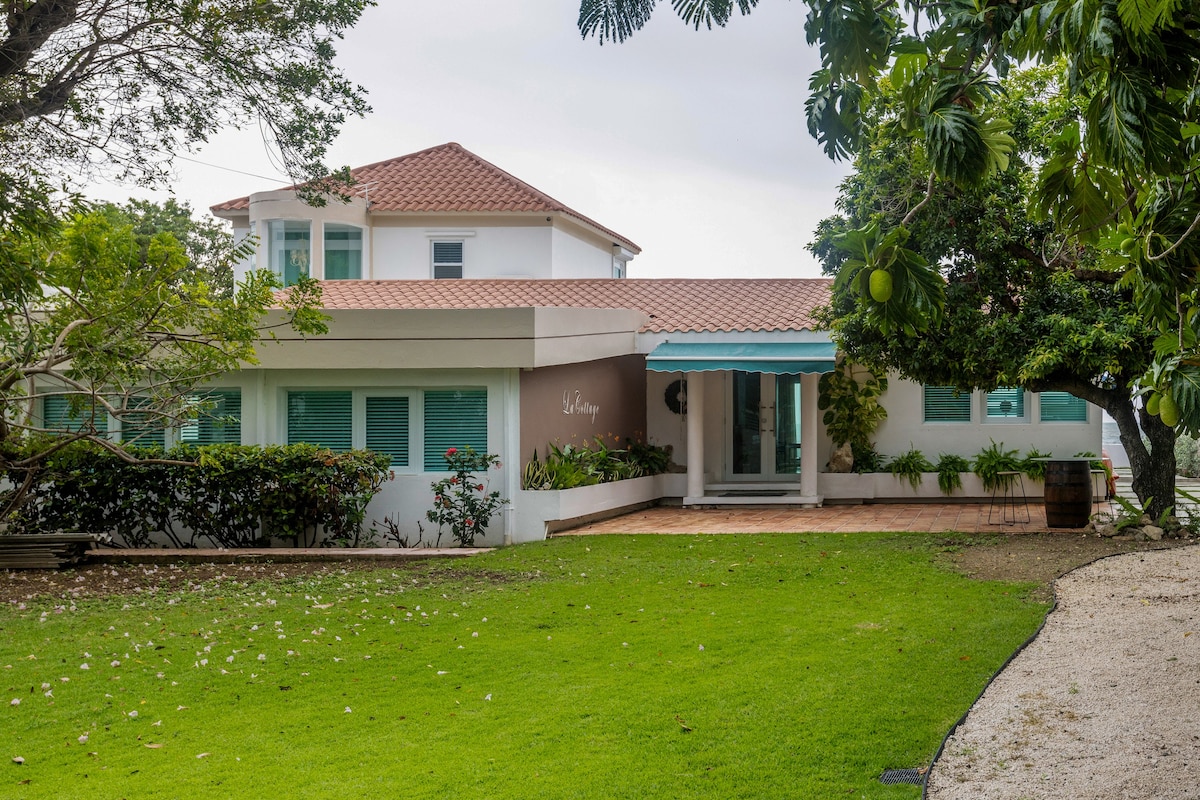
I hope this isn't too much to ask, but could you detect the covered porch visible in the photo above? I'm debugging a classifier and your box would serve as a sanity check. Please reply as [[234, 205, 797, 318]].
[[645, 340, 836, 507]]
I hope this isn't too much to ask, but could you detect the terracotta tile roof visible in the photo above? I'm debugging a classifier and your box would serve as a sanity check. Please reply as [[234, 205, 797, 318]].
[[308, 278, 833, 333], [211, 142, 639, 252]]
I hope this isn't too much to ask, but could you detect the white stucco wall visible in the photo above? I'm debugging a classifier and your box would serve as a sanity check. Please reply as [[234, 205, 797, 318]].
[[368, 218, 554, 279], [550, 223, 620, 278], [873, 375, 1102, 461]]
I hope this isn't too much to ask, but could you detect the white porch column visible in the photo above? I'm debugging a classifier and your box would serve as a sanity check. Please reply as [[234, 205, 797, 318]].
[[800, 372, 821, 500], [686, 371, 706, 501]]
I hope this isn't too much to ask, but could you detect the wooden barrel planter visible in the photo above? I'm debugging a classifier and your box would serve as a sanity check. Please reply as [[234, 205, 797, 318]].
[[1043, 461, 1092, 528]]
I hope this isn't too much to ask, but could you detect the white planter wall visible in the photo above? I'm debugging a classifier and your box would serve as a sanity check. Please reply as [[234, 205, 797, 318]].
[[511, 474, 677, 543], [820, 472, 1046, 502]]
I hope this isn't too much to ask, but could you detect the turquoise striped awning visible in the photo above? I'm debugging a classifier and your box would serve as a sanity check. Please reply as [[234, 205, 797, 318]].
[[646, 341, 837, 374]]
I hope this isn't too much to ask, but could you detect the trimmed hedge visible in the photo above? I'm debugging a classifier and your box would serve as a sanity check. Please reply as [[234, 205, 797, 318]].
[[4, 440, 391, 547]]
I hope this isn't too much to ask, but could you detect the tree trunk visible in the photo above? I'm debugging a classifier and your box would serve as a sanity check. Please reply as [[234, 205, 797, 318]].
[[1105, 396, 1177, 519]]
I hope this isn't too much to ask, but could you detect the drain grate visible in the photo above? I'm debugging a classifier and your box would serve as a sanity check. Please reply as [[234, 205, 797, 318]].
[[879, 768, 924, 786]]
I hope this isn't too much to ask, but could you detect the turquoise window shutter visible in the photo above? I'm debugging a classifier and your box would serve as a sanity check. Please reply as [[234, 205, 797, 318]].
[[180, 390, 242, 445], [986, 387, 1025, 418], [1039, 392, 1087, 422], [42, 395, 109, 434], [923, 386, 971, 422], [287, 391, 353, 450], [122, 397, 166, 447], [423, 389, 487, 470], [366, 396, 409, 467]]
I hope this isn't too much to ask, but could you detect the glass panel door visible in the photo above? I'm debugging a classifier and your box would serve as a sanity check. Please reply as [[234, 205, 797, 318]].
[[731, 371, 762, 475], [729, 372, 803, 479], [775, 374, 802, 475]]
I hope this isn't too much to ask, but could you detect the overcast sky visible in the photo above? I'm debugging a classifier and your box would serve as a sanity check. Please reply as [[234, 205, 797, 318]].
[[87, 1, 850, 279]]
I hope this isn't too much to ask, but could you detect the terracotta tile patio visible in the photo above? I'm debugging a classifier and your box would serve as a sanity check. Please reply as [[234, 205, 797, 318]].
[[557, 500, 1092, 536]]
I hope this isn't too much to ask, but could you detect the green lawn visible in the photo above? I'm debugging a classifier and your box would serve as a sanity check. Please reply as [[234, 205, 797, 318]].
[[1, 533, 1047, 798]]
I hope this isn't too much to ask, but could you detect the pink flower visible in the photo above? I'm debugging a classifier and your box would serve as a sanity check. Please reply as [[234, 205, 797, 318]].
[[477, 484, 485, 491], [446, 447, 457, 457]]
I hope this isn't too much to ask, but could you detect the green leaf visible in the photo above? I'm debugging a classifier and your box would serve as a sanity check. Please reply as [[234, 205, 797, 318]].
[[1116, 0, 1181, 36], [979, 118, 1016, 176], [923, 102, 989, 186]]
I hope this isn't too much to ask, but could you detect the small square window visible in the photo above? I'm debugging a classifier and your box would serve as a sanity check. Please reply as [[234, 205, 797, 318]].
[[432, 241, 463, 279], [986, 388, 1025, 419]]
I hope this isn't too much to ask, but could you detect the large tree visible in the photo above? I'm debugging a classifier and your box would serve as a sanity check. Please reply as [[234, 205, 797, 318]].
[[811, 66, 1175, 515], [0, 202, 326, 517], [0, 1, 372, 520], [579, 0, 1200, 509], [1, 1, 372, 198], [99, 199, 237, 296]]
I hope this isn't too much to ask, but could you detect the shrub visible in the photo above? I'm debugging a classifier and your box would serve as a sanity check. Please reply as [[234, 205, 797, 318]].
[[522, 438, 671, 490], [1176, 435, 1200, 478], [886, 446, 934, 490], [935, 453, 971, 494], [973, 440, 1022, 492], [2, 440, 391, 547], [427, 447, 507, 547], [1020, 448, 1052, 482]]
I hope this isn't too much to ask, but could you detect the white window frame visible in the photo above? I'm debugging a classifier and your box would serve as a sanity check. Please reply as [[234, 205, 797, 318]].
[[431, 240, 464, 279], [983, 387, 1028, 424]]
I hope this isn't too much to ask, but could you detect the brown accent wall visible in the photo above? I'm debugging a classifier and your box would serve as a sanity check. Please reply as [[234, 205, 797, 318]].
[[520, 355, 647, 465]]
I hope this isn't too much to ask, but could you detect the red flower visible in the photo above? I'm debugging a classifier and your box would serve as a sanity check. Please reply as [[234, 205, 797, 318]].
[[446, 447, 457, 456], [450, 477, 458, 485], [477, 484, 485, 491], [465, 519, 474, 527]]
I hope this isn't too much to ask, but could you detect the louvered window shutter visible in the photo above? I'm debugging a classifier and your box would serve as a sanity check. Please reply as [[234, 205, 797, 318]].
[[923, 386, 971, 422], [123, 397, 166, 447], [366, 396, 409, 467], [1039, 392, 1087, 422], [423, 389, 487, 470], [42, 395, 109, 434], [432, 241, 463, 279], [287, 391, 353, 450], [180, 390, 242, 445]]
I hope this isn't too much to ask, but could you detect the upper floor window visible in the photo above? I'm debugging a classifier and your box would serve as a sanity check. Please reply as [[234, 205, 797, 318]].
[[612, 259, 626, 279], [923, 385, 971, 422], [324, 223, 363, 280], [268, 220, 311, 287], [1039, 391, 1088, 423], [986, 387, 1026, 420], [432, 241, 464, 279]]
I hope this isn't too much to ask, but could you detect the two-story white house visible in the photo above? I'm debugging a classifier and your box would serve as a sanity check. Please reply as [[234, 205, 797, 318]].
[[210, 142, 640, 283], [43, 142, 1104, 545]]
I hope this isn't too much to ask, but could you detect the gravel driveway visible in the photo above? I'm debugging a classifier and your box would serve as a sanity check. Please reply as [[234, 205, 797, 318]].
[[926, 544, 1200, 799]]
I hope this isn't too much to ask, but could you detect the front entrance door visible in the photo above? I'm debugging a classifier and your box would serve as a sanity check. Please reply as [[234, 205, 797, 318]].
[[728, 371, 803, 479]]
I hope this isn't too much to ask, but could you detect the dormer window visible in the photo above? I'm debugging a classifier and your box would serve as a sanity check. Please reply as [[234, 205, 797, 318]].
[[324, 223, 363, 280], [432, 241, 464, 279], [268, 220, 311, 287]]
